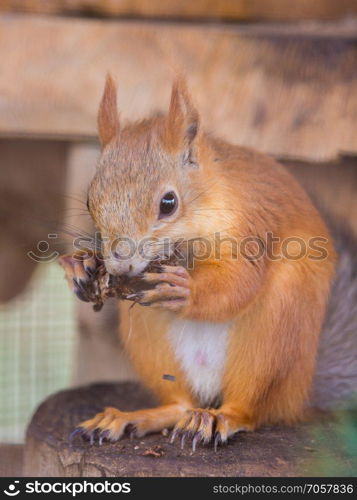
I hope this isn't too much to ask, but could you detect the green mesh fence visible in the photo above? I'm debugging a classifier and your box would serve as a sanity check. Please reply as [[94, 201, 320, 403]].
[[0, 263, 76, 443]]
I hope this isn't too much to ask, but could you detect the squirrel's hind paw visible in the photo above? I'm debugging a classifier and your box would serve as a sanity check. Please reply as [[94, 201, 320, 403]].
[[69, 404, 187, 446], [70, 407, 132, 444], [170, 408, 251, 453], [170, 409, 220, 452]]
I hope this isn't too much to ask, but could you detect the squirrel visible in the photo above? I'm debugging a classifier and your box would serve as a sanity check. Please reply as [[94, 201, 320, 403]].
[[59, 75, 338, 451]]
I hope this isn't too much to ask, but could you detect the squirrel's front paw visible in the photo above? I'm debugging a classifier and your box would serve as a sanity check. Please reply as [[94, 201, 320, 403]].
[[58, 250, 100, 302], [128, 265, 191, 312], [70, 405, 179, 444]]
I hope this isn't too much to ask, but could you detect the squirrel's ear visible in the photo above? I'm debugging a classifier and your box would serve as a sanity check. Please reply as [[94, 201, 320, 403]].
[[97, 74, 120, 148], [166, 77, 199, 163]]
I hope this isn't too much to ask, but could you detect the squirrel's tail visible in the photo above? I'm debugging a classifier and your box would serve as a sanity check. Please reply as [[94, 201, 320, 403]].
[[312, 218, 357, 410]]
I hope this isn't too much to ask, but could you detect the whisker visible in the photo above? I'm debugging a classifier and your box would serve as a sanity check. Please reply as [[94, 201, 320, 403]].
[[142, 225, 237, 253], [61, 194, 88, 206], [60, 207, 90, 213], [59, 222, 95, 238], [62, 213, 92, 218]]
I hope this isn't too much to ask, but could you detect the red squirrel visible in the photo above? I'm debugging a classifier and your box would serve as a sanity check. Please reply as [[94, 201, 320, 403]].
[[59, 75, 336, 450]]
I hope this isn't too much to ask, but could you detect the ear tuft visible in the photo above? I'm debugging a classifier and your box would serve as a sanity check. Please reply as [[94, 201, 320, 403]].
[[97, 73, 120, 148], [166, 76, 199, 157]]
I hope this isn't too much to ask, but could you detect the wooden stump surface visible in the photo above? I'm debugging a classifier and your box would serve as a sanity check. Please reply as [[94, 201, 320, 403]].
[[24, 382, 357, 477]]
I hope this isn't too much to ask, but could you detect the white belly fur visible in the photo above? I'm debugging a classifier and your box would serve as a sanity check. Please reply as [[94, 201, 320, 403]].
[[168, 319, 230, 406]]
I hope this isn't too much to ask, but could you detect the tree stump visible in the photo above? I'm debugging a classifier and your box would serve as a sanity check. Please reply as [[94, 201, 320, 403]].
[[24, 382, 356, 477]]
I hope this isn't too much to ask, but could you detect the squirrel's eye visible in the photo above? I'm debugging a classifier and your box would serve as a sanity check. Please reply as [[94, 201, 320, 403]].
[[159, 191, 177, 218]]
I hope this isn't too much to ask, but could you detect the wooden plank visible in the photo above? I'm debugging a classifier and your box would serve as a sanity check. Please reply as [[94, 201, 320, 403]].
[[24, 382, 357, 476], [0, 15, 356, 160], [1, 0, 357, 21]]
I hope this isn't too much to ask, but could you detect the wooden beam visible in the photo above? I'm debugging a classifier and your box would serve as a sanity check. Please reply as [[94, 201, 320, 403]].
[[0, 14, 356, 160], [1, 0, 357, 21]]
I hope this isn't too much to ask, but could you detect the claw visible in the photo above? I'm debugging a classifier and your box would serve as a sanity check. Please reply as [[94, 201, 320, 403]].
[[98, 430, 109, 446], [85, 266, 95, 276], [81, 429, 93, 442], [74, 288, 90, 302], [170, 427, 179, 444], [126, 292, 143, 300], [214, 432, 221, 453], [73, 276, 95, 302], [69, 427, 83, 443], [73, 277, 87, 291], [180, 431, 188, 449], [192, 430, 203, 453], [214, 431, 228, 452]]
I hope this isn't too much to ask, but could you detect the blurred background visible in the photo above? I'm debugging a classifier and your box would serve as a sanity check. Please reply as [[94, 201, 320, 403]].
[[0, 0, 356, 476]]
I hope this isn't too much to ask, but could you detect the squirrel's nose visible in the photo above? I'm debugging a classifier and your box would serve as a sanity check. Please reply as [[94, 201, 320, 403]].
[[105, 256, 133, 276]]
